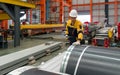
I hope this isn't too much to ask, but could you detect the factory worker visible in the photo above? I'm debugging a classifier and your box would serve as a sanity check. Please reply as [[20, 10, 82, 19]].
[[65, 9, 83, 45]]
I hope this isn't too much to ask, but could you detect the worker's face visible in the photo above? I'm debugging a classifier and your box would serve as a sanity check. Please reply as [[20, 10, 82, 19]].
[[71, 17, 76, 22]]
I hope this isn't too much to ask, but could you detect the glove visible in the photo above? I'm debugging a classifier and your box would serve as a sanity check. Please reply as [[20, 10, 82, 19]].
[[72, 40, 80, 45], [65, 35, 69, 40]]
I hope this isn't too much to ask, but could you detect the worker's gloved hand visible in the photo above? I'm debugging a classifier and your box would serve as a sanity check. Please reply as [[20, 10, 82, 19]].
[[72, 40, 80, 45], [65, 35, 69, 40]]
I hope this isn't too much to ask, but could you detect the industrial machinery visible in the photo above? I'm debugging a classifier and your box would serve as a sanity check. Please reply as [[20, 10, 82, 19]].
[[114, 22, 120, 47], [0, 29, 8, 48], [118, 23, 120, 40], [92, 26, 115, 47], [83, 22, 101, 44], [7, 45, 120, 75]]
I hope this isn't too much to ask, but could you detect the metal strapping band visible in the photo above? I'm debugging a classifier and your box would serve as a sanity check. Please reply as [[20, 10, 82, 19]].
[[74, 46, 89, 75], [61, 45, 75, 73]]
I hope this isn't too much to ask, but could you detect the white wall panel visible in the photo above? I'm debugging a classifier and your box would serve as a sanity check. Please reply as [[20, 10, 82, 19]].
[[92, 5, 99, 10], [99, 0, 104, 2], [78, 0, 83, 4], [84, 6, 90, 10], [109, 4, 114, 9], [51, 13, 56, 17], [78, 11, 89, 15], [56, 2, 59, 6], [56, 13, 59, 17], [118, 9, 120, 15], [77, 6, 84, 11], [85, 0, 90, 4], [72, 6, 77, 10], [118, 4, 120, 8], [50, 13, 60, 18], [99, 16, 105, 22], [64, 7, 69, 11], [100, 5, 105, 9], [99, 10, 105, 16], [50, 18, 55, 21], [93, 10, 99, 15], [27, 10, 30, 22], [118, 5, 120, 16], [109, 0, 114, 2], [64, 12, 69, 17], [92, 17, 99, 22], [56, 7, 60, 12], [118, 5, 120, 15], [72, 0, 77, 5], [109, 17, 115, 25], [92, 0, 99, 3], [109, 9, 114, 15], [51, 2, 56, 6], [50, 13, 55, 17], [118, 16, 120, 22]]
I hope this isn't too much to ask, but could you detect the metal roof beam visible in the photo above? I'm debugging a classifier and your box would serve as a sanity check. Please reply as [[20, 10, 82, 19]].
[[0, 0, 35, 8]]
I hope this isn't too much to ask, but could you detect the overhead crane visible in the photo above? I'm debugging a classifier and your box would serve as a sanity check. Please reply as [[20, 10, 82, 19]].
[[20, 24, 64, 30], [20, 24, 65, 36]]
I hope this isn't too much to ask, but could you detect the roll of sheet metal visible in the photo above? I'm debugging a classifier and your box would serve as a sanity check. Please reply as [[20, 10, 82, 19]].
[[7, 66, 62, 75], [60, 45, 120, 75]]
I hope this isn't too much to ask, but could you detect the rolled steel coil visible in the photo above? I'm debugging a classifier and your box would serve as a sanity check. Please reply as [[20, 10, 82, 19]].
[[7, 66, 61, 75], [60, 45, 120, 75]]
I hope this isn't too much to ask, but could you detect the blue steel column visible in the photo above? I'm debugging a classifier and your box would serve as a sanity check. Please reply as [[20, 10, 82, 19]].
[[46, 0, 50, 20], [105, 0, 109, 24], [14, 6, 20, 47]]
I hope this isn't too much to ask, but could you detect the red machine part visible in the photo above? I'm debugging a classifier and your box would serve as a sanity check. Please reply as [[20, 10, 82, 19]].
[[104, 38, 110, 48], [92, 38, 97, 46], [94, 21, 99, 25], [118, 22, 120, 39], [0, 20, 8, 30], [84, 22, 89, 34]]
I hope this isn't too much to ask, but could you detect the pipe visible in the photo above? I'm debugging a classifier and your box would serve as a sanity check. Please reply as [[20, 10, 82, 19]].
[[60, 45, 120, 75]]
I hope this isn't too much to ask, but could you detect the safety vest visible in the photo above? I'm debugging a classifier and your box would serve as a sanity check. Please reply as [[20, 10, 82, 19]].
[[65, 20, 83, 40]]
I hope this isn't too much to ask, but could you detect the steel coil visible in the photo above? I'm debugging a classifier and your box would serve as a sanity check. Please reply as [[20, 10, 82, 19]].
[[60, 45, 120, 75], [7, 66, 61, 75]]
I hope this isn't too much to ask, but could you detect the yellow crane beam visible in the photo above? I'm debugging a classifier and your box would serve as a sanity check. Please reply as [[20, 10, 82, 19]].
[[20, 24, 64, 30], [0, 13, 10, 20], [0, 0, 35, 8]]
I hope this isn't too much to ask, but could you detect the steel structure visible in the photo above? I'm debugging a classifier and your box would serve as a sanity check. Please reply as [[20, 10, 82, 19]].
[[27, 0, 71, 24], [0, 0, 35, 47]]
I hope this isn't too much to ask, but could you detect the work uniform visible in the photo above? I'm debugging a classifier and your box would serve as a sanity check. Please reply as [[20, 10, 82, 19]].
[[65, 20, 83, 45]]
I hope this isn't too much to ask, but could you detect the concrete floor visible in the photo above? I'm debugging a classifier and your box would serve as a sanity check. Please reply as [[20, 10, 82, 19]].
[[0, 32, 69, 66]]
